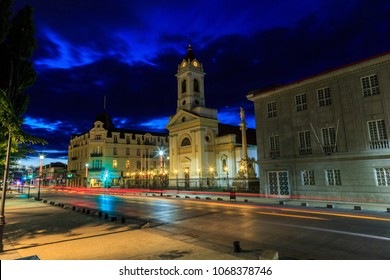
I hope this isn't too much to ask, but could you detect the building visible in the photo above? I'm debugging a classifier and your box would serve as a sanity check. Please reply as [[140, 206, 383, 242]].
[[166, 45, 258, 190], [33, 162, 67, 187], [247, 52, 390, 202], [67, 112, 169, 187]]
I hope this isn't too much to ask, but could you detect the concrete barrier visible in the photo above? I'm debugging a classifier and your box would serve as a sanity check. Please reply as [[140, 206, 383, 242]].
[[259, 250, 279, 260], [139, 221, 150, 229]]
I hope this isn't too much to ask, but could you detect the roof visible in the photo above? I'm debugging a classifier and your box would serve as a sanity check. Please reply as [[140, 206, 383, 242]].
[[218, 123, 257, 145], [94, 112, 115, 130], [184, 44, 196, 62], [71, 113, 168, 139]]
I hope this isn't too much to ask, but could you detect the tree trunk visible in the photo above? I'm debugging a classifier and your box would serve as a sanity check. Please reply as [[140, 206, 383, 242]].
[[0, 131, 12, 252]]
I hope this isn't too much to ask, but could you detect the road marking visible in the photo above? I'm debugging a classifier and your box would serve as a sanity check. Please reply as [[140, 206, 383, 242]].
[[256, 211, 329, 221], [279, 208, 390, 222], [270, 222, 390, 241]]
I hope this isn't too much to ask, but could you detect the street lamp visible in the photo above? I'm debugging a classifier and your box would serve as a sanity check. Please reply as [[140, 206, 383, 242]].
[[159, 150, 164, 172], [38, 154, 44, 200]]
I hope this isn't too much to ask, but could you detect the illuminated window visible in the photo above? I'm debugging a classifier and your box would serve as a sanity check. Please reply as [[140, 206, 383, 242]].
[[267, 101, 277, 118], [301, 170, 315, 185], [112, 160, 117, 169], [368, 120, 389, 149], [361, 74, 380, 96], [181, 137, 191, 146], [326, 169, 341, 185], [317, 87, 331, 106], [375, 168, 390, 186], [126, 160, 130, 169]]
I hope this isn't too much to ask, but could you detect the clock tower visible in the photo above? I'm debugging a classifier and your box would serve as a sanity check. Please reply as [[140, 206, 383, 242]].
[[176, 44, 206, 112], [166, 45, 219, 182]]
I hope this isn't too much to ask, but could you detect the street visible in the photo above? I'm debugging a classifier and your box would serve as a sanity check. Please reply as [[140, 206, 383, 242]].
[[37, 188, 390, 260]]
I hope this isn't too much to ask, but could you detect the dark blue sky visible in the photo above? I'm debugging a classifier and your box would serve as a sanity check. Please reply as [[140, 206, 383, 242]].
[[11, 0, 390, 166]]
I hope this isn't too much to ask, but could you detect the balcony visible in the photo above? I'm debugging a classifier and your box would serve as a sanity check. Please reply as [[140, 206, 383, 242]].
[[89, 167, 104, 172], [90, 153, 103, 157], [299, 148, 312, 155], [322, 145, 337, 155], [270, 150, 280, 159], [370, 140, 390, 149]]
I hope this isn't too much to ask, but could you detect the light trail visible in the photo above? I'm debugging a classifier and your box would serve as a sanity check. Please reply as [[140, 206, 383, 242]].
[[49, 187, 390, 222], [255, 211, 329, 221]]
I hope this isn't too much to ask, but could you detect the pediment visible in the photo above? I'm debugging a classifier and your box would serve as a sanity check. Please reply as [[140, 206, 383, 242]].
[[165, 110, 200, 129], [90, 121, 106, 133]]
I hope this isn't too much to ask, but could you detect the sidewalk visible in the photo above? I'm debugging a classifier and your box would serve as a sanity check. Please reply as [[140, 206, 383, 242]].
[[0, 195, 247, 260]]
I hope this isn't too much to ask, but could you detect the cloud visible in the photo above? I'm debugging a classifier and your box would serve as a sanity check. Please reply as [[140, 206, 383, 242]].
[[24, 116, 66, 131], [8, 0, 390, 166], [139, 117, 170, 131]]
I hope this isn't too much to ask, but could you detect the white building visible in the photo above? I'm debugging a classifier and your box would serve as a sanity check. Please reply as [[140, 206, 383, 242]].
[[166, 45, 258, 190], [247, 52, 390, 202]]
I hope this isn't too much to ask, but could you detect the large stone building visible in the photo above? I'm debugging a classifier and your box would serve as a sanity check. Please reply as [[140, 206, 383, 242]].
[[67, 113, 169, 187], [166, 45, 258, 189], [247, 52, 390, 202]]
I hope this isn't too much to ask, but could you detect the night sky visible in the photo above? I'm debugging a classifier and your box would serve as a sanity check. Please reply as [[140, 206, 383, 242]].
[[10, 0, 390, 167]]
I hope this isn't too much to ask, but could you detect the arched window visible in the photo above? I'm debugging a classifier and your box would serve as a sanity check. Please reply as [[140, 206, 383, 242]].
[[181, 79, 187, 93], [194, 79, 199, 92], [181, 137, 191, 146]]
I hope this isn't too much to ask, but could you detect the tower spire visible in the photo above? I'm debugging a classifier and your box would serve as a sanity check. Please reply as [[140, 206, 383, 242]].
[[184, 43, 195, 61]]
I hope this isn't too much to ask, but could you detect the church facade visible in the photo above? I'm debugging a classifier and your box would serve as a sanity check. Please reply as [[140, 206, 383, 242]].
[[166, 46, 258, 189]]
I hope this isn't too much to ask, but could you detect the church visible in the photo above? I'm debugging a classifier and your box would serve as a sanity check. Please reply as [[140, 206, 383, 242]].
[[166, 45, 258, 190]]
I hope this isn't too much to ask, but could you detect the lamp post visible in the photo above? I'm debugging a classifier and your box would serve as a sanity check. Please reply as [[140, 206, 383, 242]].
[[85, 163, 89, 187], [174, 169, 178, 189], [198, 168, 201, 188], [38, 155, 44, 200], [224, 166, 229, 188], [184, 168, 189, 189], [159, 150, 164, 172]]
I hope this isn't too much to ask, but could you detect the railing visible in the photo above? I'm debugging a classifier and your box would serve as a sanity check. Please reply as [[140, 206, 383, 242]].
[[269, 150, 280, 158], [120, 178, 260, 193], [90, 153, 103, 157], [299, 147, 312, 155], [322, 145, 337, 154], [370, 140, 390, 149], [89, 167, 104, 172]]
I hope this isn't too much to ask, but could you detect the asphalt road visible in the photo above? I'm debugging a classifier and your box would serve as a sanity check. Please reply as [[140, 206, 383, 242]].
[[39, 189, 390, 260]]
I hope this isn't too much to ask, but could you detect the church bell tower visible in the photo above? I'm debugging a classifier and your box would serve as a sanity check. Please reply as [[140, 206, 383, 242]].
[[176, 44, 206, 112]]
